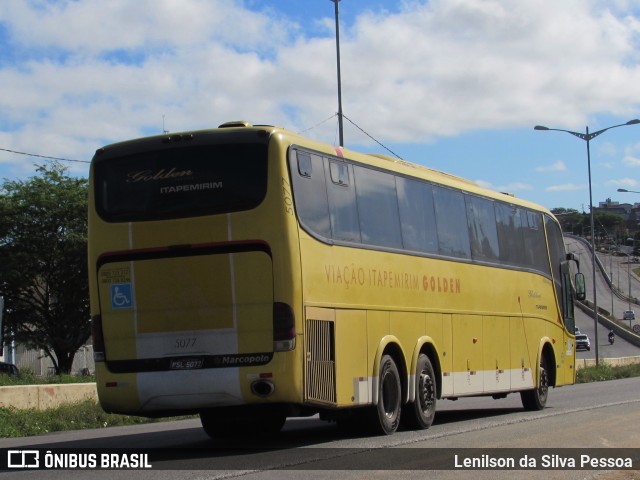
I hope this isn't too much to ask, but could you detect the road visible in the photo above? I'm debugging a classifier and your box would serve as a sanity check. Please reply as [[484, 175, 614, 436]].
[[2, 377, 639, 480], [565, 236, 640, 326], [565, 236, 640, 360]]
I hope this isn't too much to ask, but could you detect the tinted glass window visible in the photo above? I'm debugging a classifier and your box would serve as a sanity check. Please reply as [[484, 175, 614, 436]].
[[546, 215, 566, 306], [288, 147, 554, 279], [94, 143, 268, 222], [545, 214, 565, 278], [524, 211, 551, 274], [433, 186, 471, 259], [466, 195, 500, 261], [330, 161, 349, 186], [290, 150, 331, 238], [297, 152, 312, 177], [354, 166, 402, 248], [327, 161, 361, 243], [397, 177, 438, 254], [495, 203, 525, 265]]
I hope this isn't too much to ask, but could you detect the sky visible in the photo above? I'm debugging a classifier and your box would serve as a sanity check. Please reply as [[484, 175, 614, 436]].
[[1, 0, 640, 212]]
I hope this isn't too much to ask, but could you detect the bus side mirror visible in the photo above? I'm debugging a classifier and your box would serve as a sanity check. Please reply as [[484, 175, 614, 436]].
[[574, 272, 586, 301]]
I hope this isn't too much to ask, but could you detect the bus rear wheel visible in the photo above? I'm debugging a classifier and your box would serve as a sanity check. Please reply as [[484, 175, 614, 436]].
[[370, 355, 402, 435], [403, 353, 436, 429], [520, 355, 549, 411]]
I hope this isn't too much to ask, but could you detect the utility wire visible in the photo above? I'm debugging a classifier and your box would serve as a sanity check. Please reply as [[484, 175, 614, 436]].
[[300, 113, 404, 161], [342, 114, 403, 160], [298, 113, 338, 135], [0, 147, 89, 164]]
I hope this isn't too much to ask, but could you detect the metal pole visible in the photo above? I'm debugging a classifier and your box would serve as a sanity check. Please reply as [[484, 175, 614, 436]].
[[332, 0, 344, 147], [585, 127, 600, 364], [611, 250, 614, 318], [628, 257, 632, 327]]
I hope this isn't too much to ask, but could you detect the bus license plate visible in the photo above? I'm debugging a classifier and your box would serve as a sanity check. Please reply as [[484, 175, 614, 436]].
[[170, 358, 204, 370]]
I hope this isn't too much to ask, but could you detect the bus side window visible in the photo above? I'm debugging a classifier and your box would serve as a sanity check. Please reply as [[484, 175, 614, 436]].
[[495, 203, 525, 266], [396, 177, 439, 254], [465, 195, 500, 262], [329, 161, 350, 186], [298, 152, 312, 177], [290, 150, 331, 238], [433, 185, 471, 259], [327, 161, 361, 243], [524, 211, 550, 275], [353, 165, 402, 249]]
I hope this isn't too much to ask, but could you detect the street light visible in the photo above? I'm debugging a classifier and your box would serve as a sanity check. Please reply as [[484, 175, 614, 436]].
[[617, 188, 640, 194], [534, 119, 640, 365]]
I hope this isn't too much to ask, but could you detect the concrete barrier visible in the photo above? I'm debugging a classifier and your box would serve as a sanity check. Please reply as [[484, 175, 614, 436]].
[[0, 383, 97, 410], [575, 356, 640, 370]]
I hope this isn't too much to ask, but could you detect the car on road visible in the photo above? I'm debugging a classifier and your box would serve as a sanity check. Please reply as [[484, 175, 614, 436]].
[[623, 310, 635, 321], [0, 361, 19, 377], [575, 334, 591, 351], [574, 327, 581, 335]]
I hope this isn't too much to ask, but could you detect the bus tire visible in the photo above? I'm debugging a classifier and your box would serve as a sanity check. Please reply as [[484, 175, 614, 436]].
[[520, 355, 549, 411], [371, 354, 402, 435], [403, 353, 436, 429]]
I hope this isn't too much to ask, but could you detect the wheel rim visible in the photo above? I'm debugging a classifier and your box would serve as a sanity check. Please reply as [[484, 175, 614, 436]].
[[418, 370, 435, 414], [538, 366, 548, 402]]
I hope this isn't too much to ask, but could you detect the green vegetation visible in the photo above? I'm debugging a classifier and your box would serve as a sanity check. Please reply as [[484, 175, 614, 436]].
[[0, 399, 195, 438], [0, 163, 90, 375], [576, 363, 640, 383], [0, 368, 94, 387]]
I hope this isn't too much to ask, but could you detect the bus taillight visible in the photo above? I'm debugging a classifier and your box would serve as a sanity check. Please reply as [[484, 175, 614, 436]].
[[273, 302, 296, 352], [91, 315, 106, 362]]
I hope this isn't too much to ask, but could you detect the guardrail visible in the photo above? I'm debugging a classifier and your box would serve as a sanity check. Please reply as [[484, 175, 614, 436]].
[[575, 356, 640, 370], [577, 300, 640, 347]]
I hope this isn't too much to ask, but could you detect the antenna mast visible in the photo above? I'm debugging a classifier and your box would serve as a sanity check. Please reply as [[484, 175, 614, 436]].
[[332, 0, 344, 147]]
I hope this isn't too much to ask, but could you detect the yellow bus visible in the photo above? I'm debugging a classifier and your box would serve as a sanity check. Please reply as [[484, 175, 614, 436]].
[[88, 121, 585, 436]]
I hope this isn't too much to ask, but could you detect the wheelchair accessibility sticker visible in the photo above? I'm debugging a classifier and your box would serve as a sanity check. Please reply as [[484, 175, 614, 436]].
[[111, 283, 133, 309]]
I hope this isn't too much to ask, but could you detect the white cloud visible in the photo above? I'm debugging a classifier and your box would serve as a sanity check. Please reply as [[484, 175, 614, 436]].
[[536, 161, 567, 173], [623, 155, 640, 166], [0, 0, 640, 169], [606, 178, 639, 188], [546, 183, 586, 192]]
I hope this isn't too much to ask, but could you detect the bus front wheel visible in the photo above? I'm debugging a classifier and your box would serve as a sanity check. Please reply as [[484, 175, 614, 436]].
[[520, 355, 549, 411], [371, 354, 402, 435]]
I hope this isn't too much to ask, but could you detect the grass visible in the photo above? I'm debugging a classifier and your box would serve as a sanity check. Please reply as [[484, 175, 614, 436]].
[[0, 368, 194, 438], [575, 362, 640, 383], [1, 363, 638, 438], [0, 368, 95, 387], [0, 399, 195, 438]]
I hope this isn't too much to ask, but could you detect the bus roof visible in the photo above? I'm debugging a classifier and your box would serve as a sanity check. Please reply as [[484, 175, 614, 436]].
[[94, 121, 553, 218]]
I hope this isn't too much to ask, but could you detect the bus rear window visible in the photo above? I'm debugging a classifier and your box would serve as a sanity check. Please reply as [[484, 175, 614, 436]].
[[94, 143, 268, 222]]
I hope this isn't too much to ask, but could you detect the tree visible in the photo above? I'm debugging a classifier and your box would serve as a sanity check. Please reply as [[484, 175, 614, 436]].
[[551, 208, 585, 234], [0, 162, 89, 374]]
